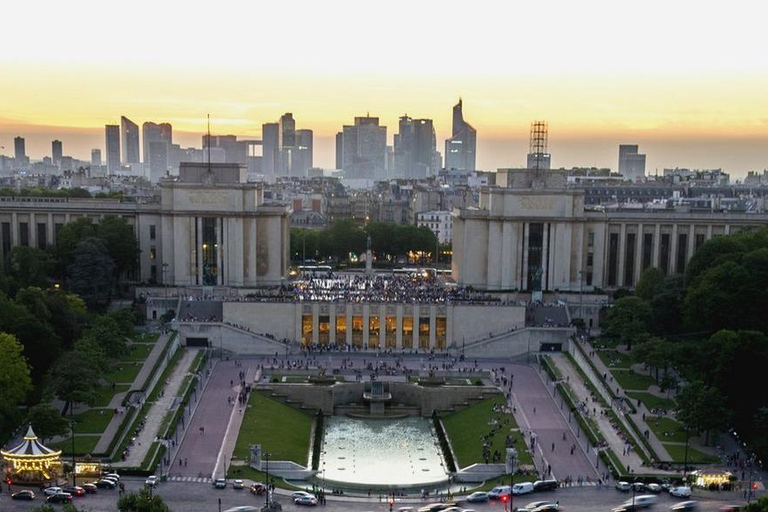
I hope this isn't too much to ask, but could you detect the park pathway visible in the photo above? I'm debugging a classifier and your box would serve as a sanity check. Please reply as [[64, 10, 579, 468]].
[[114, 348, 200, 467], [93, 332, 173, 455], [171, 359, 249, 479], [549, 353, 646, 473], [505, 364, 600, 482], [212, 366, 259, 480]]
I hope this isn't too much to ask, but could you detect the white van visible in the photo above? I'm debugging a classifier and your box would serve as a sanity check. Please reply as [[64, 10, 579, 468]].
[[489, 486, 512, 499], [512, 483, 535, 496]]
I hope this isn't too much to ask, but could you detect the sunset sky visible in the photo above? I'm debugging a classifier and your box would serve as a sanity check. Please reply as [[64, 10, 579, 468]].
[[2, 0, 767, 177]]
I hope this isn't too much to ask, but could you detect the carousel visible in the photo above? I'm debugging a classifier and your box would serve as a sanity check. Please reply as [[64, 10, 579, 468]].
[[1, 425, 63, 485]]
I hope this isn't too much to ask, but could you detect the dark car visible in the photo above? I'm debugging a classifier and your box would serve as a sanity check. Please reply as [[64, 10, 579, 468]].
[[81, 483, 98, 494], [47, 491, 74, 504], [534, 480, 559, 492], [95, 479, 116, 489], [62, 485, 85, 497], [250, 482, 267, 495], [12, 490, 36, 500]]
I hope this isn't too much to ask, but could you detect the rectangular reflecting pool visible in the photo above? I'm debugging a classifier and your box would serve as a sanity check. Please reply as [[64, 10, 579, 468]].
[[319, 416, 449, 488]]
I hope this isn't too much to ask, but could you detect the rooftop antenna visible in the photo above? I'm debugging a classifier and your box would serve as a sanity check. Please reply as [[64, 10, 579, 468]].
[[207, 114, 212, 174]]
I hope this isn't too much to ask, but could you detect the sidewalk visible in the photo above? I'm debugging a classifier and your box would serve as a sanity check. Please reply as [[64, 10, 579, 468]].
[[114, 348, 201, 467], [577, 339, 672, 461], [550, 353, 646, 474], [92, 332, 173, 455]]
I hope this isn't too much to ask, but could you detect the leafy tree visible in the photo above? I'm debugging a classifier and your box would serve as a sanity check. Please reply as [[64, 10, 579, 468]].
[[3, 246, 54, 294], [0, 332, 33, 435], [67, 237, 115, 310], [649, 275, 685, 335], [97, 216, 139, 277], [636, 267, 665, 301], [81, 313, 129, 357], [632, 337, 673, 383], [45, 292, 87, 349], [602, 296, 652, 350], [50, 350, 100, 415], [684, 233, 747, 287], [676, 380, 730, 445], [118, 489, 173, 512], [52, 218, 99, 276], [27, 403, 70, 442], [742, 495, 768, 512]]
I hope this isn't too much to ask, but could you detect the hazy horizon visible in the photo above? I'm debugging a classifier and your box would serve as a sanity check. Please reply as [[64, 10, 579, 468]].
[[1, 0, 767, 178]]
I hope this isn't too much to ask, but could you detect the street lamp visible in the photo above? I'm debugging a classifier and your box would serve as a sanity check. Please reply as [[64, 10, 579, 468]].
[[264, 451, 271, 507], [69, 420, 76, 486]]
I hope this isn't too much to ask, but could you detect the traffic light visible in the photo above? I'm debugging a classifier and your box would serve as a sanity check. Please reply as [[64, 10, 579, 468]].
[[752, 483, 758, 490], [500, 495, 509, 503]]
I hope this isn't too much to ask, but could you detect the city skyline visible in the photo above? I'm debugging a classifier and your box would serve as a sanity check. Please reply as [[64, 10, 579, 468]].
[[1, 1, 767, 176]]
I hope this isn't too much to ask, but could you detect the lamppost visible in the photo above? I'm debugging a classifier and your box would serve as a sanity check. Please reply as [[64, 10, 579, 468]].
[[264, 452, 271, 507], [162, 262, 169, 316], [69, 420, 76, 486], [682, 427, 690, 482], [578, 269, 584, 326]]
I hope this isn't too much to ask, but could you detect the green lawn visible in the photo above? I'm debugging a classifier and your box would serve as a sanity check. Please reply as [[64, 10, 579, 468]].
[[626, 391, 676, 412], [232, 392, 313, 464], [71, 408, 115, 434], [611, 369, 656, 391], [93, 384, 130, 407], [598, 350, 634, 369], [131, 331, 160, 343], [441, 395, 532, 468], [647, 416, 688, 443], [663, 443, 720, 464], [119, 343, 154, 362], [105, 361, 143, 384], [51, 435, 100, 456]]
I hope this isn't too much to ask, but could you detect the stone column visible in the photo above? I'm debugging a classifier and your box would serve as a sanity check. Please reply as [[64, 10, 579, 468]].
[[196, 217, 203, 286], [396, 305, 403, 349], [617, 223, 626, 287], [634, 223, 644, 284], [652, 224, 661, 268], [521, 223, 529, 290], [670, 224, 679, 274]]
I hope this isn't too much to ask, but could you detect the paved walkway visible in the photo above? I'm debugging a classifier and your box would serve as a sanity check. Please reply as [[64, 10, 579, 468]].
[[93, 332, 173, 454], [171, 359, 249, 479], [577, 339, 672, 461], [212, 366, 260, 479], [115, 348, 200, 467], [506, 364, 600, 482], [549, 353, 647, 473]]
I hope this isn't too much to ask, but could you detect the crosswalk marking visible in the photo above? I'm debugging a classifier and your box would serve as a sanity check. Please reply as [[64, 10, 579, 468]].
[[168, 476, 212, 483]]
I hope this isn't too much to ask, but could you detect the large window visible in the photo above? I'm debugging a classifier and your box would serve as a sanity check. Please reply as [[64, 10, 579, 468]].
[[402, 317, 413, 349], [352, 315, 363, 348], [677, 233, 688, 274], [19, 222, 28, 247], [318, 315, 330, 345], [336, 315, 347, 343], [202, 217, 218, 285], [660, 233, 670, 275], [436, 317, 447, 349], [526, 223, 544, 290], [642, 233, 653, 272], [368, 316, 380, 348], [607, 233, 619, 286], [418, 317, 430, 349], [37, 223, 47, 249], [625, 233, 636, 286], [302, 315, 313, 345], [385, 316, 397, 348]]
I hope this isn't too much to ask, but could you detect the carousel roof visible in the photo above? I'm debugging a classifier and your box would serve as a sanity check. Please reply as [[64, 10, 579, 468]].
[[1, 425, 61, 457]]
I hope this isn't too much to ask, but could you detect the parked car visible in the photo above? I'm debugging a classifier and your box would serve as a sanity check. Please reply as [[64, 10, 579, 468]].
[[512, 482, 535, 495], [43, 487, 63, 497], [534, 479, 559, 492], [295, 496, 318, 506], [214, 478, 227, 489], [616, 482, 632, 492], [62, 486, 85, 497], [670, 487, 692, 498], [47, 492, 73, 504], [489, 485, 513, 499], [145, 475, 159, 488], [632, 483, 647, 492], [103, 472, 120, 481], [292, 491, 314, 500], [81, 483, 98, 494], [466, 491, 489, 503], [670, 501, 698, 511], [11, 490, 35, 500], [101, 476, 119, 485], [646, 484, 662, 493], [232, 479, 245, 489], [95, 479, 116, 489]]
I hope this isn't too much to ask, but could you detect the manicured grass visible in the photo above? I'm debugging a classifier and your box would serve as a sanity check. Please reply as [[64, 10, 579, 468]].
[[647, 416, 688, 443], [147, 347, 183, 403], [93, 384, 130, 407], [131, 331, 160, 343], [611, 369, 656, 391], [119, 343, 154, 362], [441, 395, 532, 468], [71, 408, 115, 434], [105, 361, 143, 384], [598, 350, 635, 369], [232, 392, 313, 464], [663, 443, 720, 464], [51, 435, 100, 456], [626, 391, 676, 412]]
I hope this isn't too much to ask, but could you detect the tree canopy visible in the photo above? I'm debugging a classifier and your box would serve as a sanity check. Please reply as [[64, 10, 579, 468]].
[[0, 332, 32, 438]]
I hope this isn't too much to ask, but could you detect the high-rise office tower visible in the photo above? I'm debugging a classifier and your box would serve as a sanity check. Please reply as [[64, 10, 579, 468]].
[[444, 99, 476, 171], [618, 144, 647, 181], [261, 123, 279, 176], [105, 124, 121, 174], [341, 115, 387, 180], [335, 132, 343, 170], [394, 115, 438, 179], [52, 140, 63, 165], [91, 149, 102, 166], [292, 129, 313, 177], [14, 136, 27, 164], [277, 113, 296, 176], [143, 122, 173, 180], [203, 135, 247, 165], [120, 116, 140, 164]]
